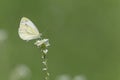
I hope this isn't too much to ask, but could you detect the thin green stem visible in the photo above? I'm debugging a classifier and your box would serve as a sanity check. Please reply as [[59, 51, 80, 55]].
[[41, 49, 50, 80]]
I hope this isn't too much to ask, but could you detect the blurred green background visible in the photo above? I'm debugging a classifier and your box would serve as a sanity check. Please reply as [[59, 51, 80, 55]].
[[0, 0, 120, 80]]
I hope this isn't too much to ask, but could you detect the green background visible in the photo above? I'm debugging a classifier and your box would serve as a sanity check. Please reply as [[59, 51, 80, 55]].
[[0, 0, 120, 80]]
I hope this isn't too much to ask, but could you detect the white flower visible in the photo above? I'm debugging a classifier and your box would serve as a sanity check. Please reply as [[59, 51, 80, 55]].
[[43, 49, 48, 54], [42, 68, 47, 71], [34, 39, 50, 47]]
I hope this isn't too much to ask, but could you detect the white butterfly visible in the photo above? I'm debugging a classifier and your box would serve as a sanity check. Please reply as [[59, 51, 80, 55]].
[[18, 17, 42, 41]]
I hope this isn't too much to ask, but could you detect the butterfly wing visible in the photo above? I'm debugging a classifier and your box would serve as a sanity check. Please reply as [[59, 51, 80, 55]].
[[18, 17, 41, 41]]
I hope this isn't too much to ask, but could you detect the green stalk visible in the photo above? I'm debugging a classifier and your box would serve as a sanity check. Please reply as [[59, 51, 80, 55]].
[[41, 49, 50, 80]]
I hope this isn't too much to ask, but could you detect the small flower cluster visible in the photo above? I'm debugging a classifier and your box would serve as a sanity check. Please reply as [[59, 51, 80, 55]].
[[34, 39, 50, 53], [34, 39, 50, 47]]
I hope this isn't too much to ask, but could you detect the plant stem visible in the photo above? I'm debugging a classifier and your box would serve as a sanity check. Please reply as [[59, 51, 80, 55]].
[[41, 49, 50, 80]]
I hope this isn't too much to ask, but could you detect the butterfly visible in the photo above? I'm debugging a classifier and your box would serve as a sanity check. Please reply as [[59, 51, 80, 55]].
[[18, 17, 42, 41]]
